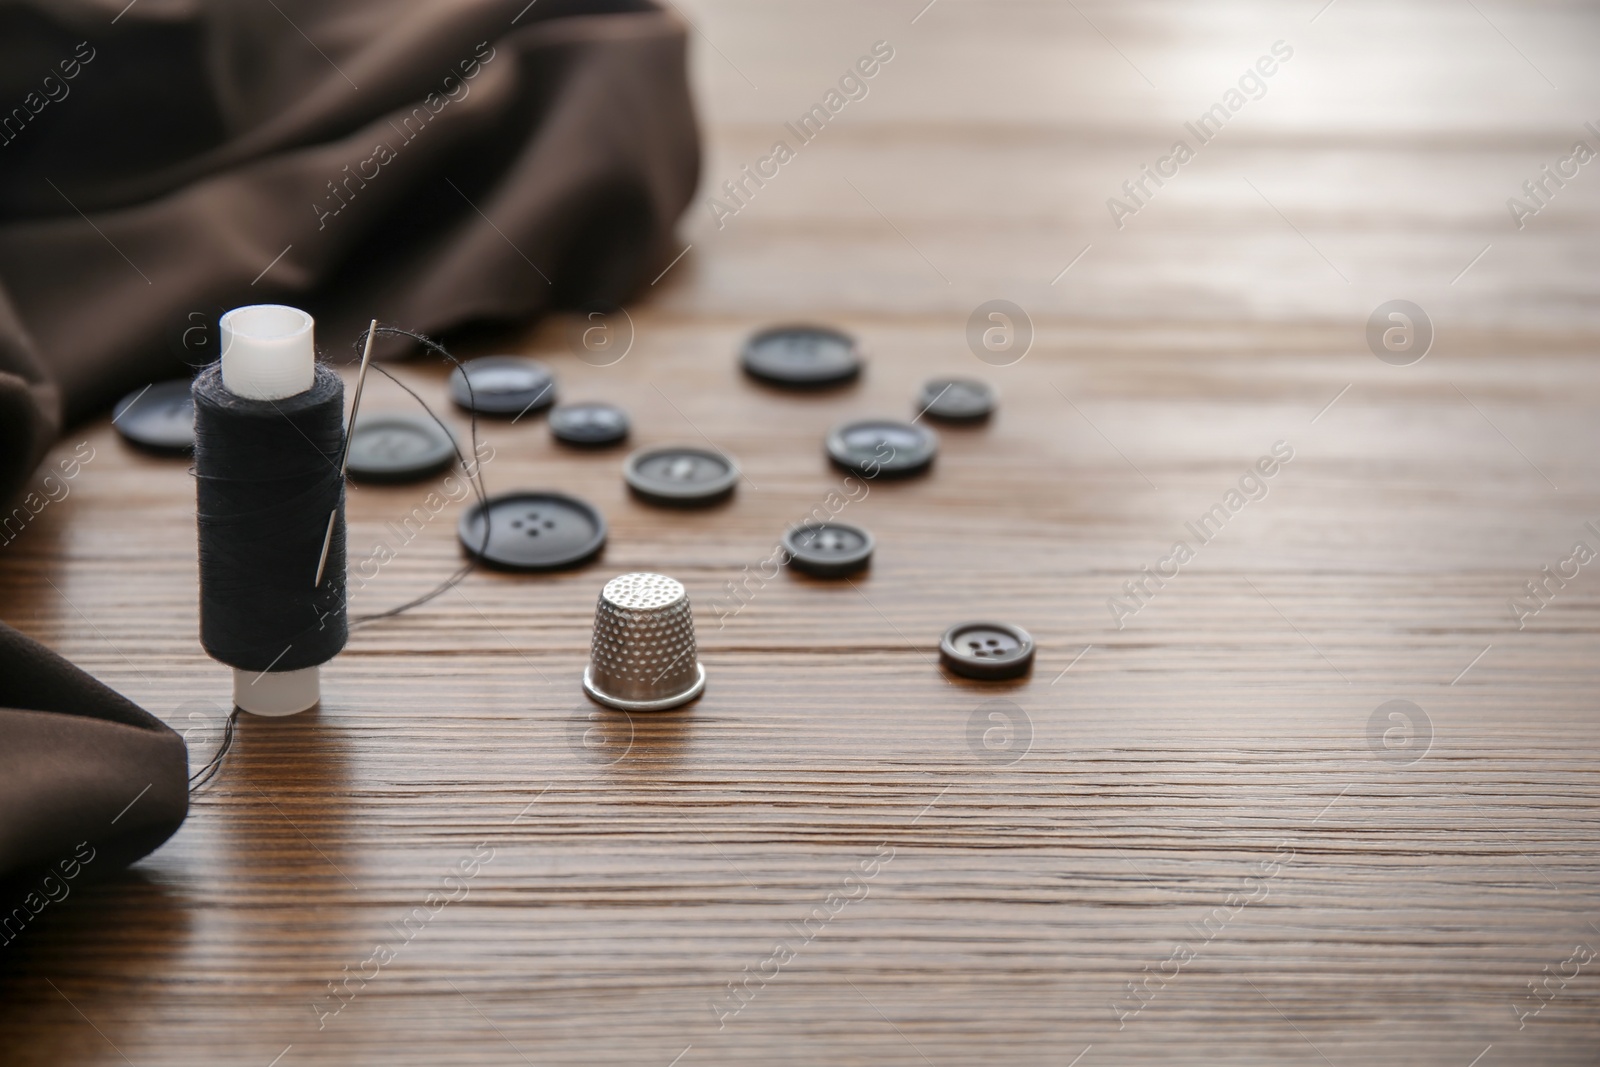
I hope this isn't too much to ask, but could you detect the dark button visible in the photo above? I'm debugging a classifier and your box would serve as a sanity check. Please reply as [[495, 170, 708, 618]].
[[448, 356, 556, 417], [624, 445, 738, 506], [113, 380, 194, 454], [549, 402, 630, 447], [457, 491, 607, 571], [825, 419, 937, 478], [918, 377, 996, 422], [741, 325, 862, 388], [783, 521, 874, 577], [939, 621, 1035, 680], [346, 413, 457, 484]]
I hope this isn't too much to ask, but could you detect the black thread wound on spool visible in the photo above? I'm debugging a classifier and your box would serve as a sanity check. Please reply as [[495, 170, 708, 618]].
[[194, 363, 348, 671]]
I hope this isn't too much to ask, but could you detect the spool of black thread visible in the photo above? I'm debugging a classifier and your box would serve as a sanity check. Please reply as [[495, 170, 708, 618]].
[[194, 362, 347, 698]]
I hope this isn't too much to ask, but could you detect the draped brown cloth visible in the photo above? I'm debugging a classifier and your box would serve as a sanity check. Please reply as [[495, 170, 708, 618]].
[[0, 620, 188, 897], [0, 0, 700, 505], [0, 0, 698, 885]]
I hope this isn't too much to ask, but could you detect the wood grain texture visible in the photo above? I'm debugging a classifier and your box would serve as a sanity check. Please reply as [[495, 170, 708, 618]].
[[4, 1, 1600, 1064]]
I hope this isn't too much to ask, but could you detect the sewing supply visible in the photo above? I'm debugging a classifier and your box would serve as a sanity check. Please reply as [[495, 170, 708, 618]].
[[346, 412, 457, 483], [549, 401, 630, 447], [918, 377, 995, 422], [112, 379, 195, 453], [338, 324, 499, 626], [457, 490, 606, 571], [825, 418, 938, 477], [783, 520, 874, 577], [624, 445, 738, 506], [583, 572, 706, 711], [315, 320, 377, 589], [448, 355, 556, 417], [741, 324, 862, 388], [194, 304, 346, 716], [187, 708, 241, 793], [939, 621, 1035, 680]]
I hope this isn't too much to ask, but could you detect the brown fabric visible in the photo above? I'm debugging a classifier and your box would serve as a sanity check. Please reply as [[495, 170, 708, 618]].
[[0, 0, 700, 504], [0, 620, 188, 889]]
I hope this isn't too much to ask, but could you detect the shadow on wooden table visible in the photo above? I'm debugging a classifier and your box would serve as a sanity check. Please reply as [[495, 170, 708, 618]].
[[0, 869, 191, 1066]]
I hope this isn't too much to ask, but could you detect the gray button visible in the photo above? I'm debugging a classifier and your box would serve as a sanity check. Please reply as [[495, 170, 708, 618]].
[[741, 325, 861, 388], [624, 445, 739, 506], [783, 521, 874, 577], [346, 413, 456, 484], [448, 356, 556, 417], [918, 377, 995, 423], [825, 419, 937, 478], [113, 380, 194, 454], [550, 402, 630, 447], [940, 621, 1035, 680]]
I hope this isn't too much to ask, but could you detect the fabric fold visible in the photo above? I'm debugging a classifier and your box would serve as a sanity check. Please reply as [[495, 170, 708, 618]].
[[0, 621, 188, 888], [0, 0, 700, 502]]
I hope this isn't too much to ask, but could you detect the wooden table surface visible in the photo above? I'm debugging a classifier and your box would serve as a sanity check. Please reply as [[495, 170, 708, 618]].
[[5, 1, 1600, 1064]]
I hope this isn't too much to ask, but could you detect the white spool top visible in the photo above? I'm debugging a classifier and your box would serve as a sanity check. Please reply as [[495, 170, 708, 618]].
[[220, 304, 316, 400]]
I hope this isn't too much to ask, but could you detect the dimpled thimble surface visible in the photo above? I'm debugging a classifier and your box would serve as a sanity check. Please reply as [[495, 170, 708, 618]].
[[582, 572, 706, 711]]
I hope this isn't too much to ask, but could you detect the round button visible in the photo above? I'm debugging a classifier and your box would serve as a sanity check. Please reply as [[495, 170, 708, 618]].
[[346, 413, 457, 484], [448, 356, 556, 417], [939, 621, 1035, 680], [918, 377, 995, 423], [624, 445, 739, 506], [783, 521, 874, 577], [549, 402, 630, 447], [825, 419, 937, 478], [113, 380, 194, 454], [741, 325, 862, 388], [457, 491, 607, 571]]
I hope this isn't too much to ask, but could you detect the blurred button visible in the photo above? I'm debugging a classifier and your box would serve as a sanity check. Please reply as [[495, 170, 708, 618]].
[[448, 356, 556, 417], [346, 413, 456, 484], [741, 325, 861, 388], [825, 419, 937, 477], [918, 377, 995, 423], [783, 521, 874, 577], [549, 402, 630, 447], [113, 380, 194, 454], [624, 445, 738, 506]]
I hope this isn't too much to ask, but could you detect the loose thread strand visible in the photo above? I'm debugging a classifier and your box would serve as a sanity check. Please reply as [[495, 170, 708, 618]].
[[188, 708, 241, 794], [347, 324, 492, 626]]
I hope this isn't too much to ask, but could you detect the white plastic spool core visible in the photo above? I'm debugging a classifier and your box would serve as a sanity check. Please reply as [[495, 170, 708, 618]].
[[219, 304, 315, 401], [233, 664, 320, 717], [218, 303, 322, 715]]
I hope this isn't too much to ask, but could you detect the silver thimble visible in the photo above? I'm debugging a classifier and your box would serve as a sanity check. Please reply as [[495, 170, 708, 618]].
[[582, 572, 706, 711]]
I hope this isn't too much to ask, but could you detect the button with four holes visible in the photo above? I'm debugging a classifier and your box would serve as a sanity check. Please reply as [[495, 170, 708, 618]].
[[624, 445, 739, 506], [448, 356, 556, 417], [918, 377, 996, 423], [783, 521, 874, 577], [113, 380, 194, 454], [457, 490, 606, 570], [741, 325, 862, 388], [825, 418, 937, 478], [939, 621, 1035, 680]]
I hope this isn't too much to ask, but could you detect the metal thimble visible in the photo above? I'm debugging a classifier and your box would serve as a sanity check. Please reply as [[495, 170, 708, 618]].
[[582, 572, 706, 711]]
